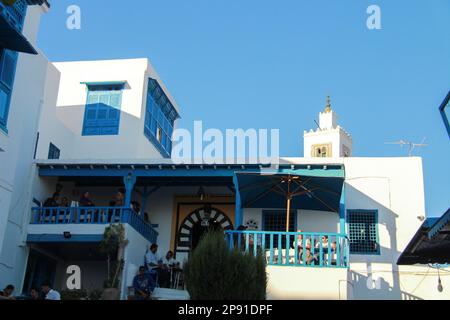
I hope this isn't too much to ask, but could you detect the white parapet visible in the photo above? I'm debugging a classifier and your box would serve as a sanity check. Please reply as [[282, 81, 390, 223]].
[[266, 266, 349, 300]]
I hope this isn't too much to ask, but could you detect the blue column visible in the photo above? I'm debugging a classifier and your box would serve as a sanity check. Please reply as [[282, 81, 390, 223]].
[[339, 183, 346, 234], [123, 173, 137, 208], [233, 174, 243, 229]]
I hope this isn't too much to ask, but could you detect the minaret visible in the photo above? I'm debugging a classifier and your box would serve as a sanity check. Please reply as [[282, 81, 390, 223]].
[[303, 96, 352, 158]]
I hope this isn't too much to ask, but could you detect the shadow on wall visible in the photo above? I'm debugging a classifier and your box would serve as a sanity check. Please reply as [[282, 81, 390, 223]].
[[345, 184, 424, 300], [55, 103, 143, 136], [348, 270, 422, 300]]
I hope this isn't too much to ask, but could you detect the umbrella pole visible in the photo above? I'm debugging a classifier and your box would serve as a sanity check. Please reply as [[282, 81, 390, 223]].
[[286, 196, 291, 232]]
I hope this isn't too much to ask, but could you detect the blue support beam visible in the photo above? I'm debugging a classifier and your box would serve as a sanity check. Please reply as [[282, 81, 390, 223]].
[[233, 173, 243, 229], [123, 173, 136, 208], [339, 183, 346, 234]]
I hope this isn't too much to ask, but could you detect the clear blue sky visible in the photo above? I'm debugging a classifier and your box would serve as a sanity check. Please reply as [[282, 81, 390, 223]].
[[37, 0, 450, 217]]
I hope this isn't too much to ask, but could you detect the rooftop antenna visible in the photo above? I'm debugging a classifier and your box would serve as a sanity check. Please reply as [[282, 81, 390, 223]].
[[384, 138, 428, 156], [314, 120, 320, 129]]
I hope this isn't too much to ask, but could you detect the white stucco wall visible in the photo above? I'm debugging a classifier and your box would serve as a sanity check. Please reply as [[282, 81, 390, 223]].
[[35, 58, 180, 161], [0, 4, 50, 291], [267, 266, 349, 300]]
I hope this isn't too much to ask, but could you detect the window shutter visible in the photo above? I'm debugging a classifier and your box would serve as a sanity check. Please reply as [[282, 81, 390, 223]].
[[1, 51, 17, 89]]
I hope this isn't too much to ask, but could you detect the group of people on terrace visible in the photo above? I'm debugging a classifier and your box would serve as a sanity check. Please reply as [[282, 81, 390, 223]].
[[41, 187, 152, 224], [0, 282, 60, 301], [130, 244, 182, 300], [234, 227, 340, 266]]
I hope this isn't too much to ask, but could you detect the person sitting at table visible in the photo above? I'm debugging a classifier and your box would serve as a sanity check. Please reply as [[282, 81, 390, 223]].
[[115, 188, 125, 207], [60, 196, 70, 207], [79, 191, 94, 207], [30, 287, 41, 300], [132, 266, 155, 300], [42, 193, 60, 222], [44, 193, 60, 207], [313, 235, 329, 265], [163, 250, 179, 268], [145, 244, 170, 288], [78, 191, 95, 222], [296, 230, 313, 265], [0, 284, 15, 300]]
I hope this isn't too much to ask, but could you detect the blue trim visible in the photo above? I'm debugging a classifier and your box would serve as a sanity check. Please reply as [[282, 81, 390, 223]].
[[82, 86, 123, 136], [428, 208, 450, 239], [27, 234, 104, 243], [439, 91, 450, 139], [233, 173, 243, 228], [143, 77, 180, 158], [225, 230, 349, 268], [339, 184, 346, 234], [81, 81, 127, 87], [37, 164, 345, 178], [123, 174, 137, 207], [0, 49, 19, 132], [347, 209, 380, 255], [30, 206, 159, 243]]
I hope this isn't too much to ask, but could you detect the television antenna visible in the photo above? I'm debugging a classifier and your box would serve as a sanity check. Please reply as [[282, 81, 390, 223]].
[[384, 138, 428, 156]]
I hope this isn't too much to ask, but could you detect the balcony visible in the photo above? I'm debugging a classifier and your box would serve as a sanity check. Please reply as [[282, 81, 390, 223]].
[[0, 0, 27, 30], [225, 230, 349, 268], [0, 0, 38, 54], [30, 206, 158, 243]]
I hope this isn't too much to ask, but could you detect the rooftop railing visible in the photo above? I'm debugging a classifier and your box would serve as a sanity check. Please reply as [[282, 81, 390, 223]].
[[30, 206, 158, 244], [225, 230, 349, 268]]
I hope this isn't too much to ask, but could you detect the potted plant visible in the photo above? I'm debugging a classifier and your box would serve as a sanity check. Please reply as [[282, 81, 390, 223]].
[[99, 223, 129, 300]]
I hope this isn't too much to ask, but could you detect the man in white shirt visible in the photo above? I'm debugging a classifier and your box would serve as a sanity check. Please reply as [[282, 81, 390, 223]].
[[144, 244, 170, 287], [163, 250, 179, 268], [145, 243, 162, 270], [41, 281, 61, 300]]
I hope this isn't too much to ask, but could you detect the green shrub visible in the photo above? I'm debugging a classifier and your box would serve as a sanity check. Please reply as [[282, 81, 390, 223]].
[[184, 230, 267, 300], [60, 289, 88, 300]]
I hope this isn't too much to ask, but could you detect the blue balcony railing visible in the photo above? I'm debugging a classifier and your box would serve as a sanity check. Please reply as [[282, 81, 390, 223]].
[[31, 207, 158, 244], [0, 0, 27, 30], [225, 231, 349, 268]]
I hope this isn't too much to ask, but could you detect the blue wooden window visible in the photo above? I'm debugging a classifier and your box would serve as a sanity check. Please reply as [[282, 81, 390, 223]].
[[144, 78, 179, 158], [82, 84, 123, 136], [48, 143, 60, 160], [262, 210, 297, 249], [0, 49, 19, 132], [347, 210, 379, 254]]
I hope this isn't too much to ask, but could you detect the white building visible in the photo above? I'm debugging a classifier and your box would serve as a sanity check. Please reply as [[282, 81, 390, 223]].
[[0, 0, 51, 291], [0, 16, 448, 299]]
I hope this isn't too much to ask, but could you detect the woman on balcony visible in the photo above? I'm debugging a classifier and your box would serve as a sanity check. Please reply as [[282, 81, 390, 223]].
[[296, 230, 313, 265], [79, 191, 95, 222]]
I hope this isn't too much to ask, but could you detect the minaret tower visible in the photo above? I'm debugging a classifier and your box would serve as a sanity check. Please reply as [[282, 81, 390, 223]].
[[303, 96, 352, 158]]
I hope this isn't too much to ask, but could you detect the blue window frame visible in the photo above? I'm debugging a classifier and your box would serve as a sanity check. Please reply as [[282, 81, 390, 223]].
[[0, 49, 19, 133], [0, 0, 27, 132], [439, 91, 450, 139], [262, 210, 297, 249], [48, 143, 60, 160], [144, 78, 179, 158], [347, 209, 379, 254], [82, 84, 123, 136]]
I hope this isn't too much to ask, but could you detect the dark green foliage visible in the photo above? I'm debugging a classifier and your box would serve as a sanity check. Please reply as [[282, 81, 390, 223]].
[[184, 231, 267, 300], [60, 289, 88, 300]]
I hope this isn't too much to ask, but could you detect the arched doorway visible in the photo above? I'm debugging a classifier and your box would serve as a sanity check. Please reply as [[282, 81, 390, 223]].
[[176, 206, 234, 255]]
